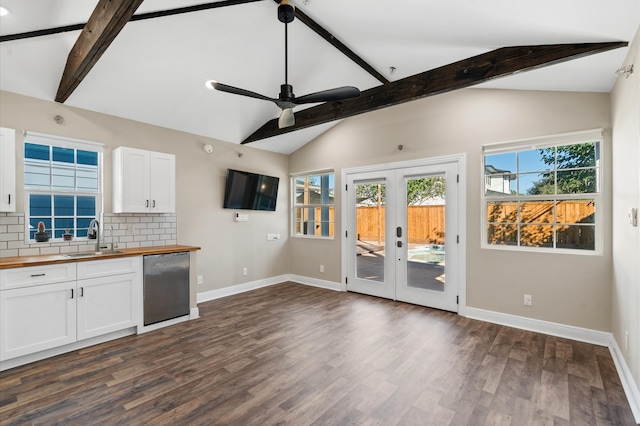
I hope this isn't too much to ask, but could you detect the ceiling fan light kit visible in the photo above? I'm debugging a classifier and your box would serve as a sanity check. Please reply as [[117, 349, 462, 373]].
[[207, 0, 360, 130]]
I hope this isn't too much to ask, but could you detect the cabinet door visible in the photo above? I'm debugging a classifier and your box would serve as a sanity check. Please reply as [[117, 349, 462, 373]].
[[0, 127, 16, 212], [113, 147, 150, 213], [0, 282, 76, 361], [149, 151, 175, 213], [76, 273, 138, 340]]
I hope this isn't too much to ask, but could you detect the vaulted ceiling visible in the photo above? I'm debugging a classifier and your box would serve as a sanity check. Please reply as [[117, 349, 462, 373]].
[[0, 1, 637, 154]]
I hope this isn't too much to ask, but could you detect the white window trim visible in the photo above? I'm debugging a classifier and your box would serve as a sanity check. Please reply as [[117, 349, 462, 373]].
[[23, 132, 104, 243], [291, 169, 335, 240], [481, 129, 603, 255]]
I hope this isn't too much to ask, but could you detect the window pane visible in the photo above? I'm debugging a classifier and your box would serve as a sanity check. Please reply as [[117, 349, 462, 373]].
[[52, 163, 75, 190], [519, 172, 554, 195], [29, 194, 51, 216], [24, 164, 51, 188], [519, 148, 553, 173], [24, 143, 49, 160], [76, 217, 93, 237], [556, 169, 597, 194], [29, 218, 51, 239], [520, 224, 554, 247], [54, 195, 74, 216], [485, 174, 516, 196], [77, 150, 98, 166], [557, 200, 595, 224], [556, 225, 595, 250], [487, 224, 517, 245], [556, 142, 598, 169], [77, 196, 96, 216], [54, 218, 74, 238], [485, 152, 516, 174], [52, 146, 74, 163], [520, 201, 554, 223], [487, 201, 517, 223]]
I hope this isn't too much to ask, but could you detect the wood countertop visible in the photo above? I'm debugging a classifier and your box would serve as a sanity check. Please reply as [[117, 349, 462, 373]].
[[0, 245, 201, 269]]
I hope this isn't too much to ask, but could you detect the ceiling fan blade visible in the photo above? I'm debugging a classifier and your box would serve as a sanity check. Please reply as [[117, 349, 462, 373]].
[[295, 86, 360, 104], [278, 108, 295, 129], [206, 80, 274, 103]]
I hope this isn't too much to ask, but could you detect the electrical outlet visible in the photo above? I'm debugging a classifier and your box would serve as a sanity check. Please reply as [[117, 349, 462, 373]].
[[242, 267, 248, 276], [125, 224, 134, 235], [524, 294, 532, 306], [320, 264, 325, 273], [197, 275, 203, 285]]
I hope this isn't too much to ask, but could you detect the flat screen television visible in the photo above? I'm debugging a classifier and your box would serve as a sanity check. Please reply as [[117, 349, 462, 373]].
[[223, 169, 280, 211]]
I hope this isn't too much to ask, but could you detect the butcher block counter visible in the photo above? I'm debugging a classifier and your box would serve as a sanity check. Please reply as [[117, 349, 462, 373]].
[[0, 245, 200, 269]]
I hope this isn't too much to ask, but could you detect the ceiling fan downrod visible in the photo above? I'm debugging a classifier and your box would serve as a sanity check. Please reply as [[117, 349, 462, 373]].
[[278, 0, 295, 102]]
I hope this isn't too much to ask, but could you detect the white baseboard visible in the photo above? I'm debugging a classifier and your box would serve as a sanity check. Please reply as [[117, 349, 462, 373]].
[[190, 307, 199, 320], [609, 335, 640, 423], [288, 274, 342, 291], [197, 274, 290, 303], [466, 307, 640, 423]]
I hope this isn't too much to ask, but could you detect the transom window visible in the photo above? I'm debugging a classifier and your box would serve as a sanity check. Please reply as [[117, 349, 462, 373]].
[[293, 172, 335, 238], [482, 129, 602, 253], [23, 132, 102, 241]]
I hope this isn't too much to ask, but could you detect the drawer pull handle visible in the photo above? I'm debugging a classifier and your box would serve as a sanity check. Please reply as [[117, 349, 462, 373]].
[[31, 273, 46, 277], [80, 287, 84, 297], [70, 289, 74, 299]]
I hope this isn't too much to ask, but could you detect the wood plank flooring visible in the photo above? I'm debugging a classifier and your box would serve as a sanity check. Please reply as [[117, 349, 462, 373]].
[[0, 282, 636, 425]]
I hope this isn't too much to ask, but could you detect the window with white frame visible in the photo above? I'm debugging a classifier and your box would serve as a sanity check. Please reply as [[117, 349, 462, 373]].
[[23, 132, 102, 241], [482, 129, 602, 253], [293, 172, 335, 238]]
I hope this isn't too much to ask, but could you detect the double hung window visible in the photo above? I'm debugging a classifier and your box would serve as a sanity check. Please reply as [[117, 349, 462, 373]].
[[24, 132, 102, 241], [482, 129, 602, 253], [293, 172, 335, 238]]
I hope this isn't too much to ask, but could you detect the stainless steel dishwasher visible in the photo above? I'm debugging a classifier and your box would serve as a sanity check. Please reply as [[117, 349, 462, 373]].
[[143, 252, 190, 326]]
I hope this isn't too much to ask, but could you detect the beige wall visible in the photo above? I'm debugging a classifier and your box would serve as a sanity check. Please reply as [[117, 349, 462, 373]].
[[611, 27, 640, 390], [289, 88, 613, 331], [0, 90, 291, 292]]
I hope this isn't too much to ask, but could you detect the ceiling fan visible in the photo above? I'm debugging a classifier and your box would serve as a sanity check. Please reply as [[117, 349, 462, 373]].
[[205, 0, 360, 129]]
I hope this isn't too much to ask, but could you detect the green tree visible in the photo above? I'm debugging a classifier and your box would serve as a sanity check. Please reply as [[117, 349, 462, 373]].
[[527, 143, 597, 195], [356, 177, 445, 205]]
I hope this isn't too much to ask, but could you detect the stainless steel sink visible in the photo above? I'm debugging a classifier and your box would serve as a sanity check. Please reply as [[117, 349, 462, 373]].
[[63, 250, 123, 258]]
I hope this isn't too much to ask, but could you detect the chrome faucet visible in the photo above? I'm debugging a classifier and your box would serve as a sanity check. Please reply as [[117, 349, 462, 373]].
[[88, 219, 100, 252]]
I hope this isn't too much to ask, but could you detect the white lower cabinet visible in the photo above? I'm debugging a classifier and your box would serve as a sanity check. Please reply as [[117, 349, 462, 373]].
[[0, 281, 76, 360], [0, 257, 141, 362], [77, 271, 137, 340]]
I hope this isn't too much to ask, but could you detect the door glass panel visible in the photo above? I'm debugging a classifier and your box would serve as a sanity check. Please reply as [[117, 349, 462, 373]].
[[355, 182, 386, 282], [406, 176, 445, 292]]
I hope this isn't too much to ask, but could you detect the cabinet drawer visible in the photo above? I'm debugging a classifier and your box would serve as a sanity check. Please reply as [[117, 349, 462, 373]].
[[0, 263, 76, 290], [77, 256, 141, 280]]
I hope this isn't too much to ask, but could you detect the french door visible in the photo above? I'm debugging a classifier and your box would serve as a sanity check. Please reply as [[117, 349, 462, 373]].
[[345, 161, 460, 312]]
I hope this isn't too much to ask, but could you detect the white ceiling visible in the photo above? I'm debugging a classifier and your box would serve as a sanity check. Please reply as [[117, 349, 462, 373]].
[[1, 1, 638, 154]]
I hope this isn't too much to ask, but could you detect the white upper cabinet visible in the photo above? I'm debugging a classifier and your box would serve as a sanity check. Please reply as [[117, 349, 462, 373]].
[[0, 127, 16, 212], [113, 147, 175, 213]]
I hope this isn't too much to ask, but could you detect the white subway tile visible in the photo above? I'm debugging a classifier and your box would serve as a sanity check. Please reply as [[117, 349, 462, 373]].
[[40, 247, 61, 255], [0, 249, 18, 258], [0, 233, 18, 241], [126, 241, 141, 248], [18, 248, 41, 256], [0, 216, 19, 225]]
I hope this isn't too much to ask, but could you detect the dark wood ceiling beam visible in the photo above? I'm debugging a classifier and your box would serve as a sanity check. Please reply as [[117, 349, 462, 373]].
[[0, 0, 263, 43], [55, 0, 145, 103], [242, 41, 627, 144]]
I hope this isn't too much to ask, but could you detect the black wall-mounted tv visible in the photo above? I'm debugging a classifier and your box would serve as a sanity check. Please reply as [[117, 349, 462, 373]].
[[223, 169, 280, 211]]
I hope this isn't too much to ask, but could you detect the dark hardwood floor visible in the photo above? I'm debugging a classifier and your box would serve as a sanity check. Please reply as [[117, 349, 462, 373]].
[[0, 282, 636, 425]]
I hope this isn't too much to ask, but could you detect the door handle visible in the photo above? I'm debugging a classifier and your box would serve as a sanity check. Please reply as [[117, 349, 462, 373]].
[[397, 241, 403, 248], [153, 200, 156, 208], [146, 200, 149, 207], [396, 227, 402, 238]]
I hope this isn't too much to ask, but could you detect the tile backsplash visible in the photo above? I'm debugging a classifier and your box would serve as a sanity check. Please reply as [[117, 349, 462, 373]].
[[0, 212, 177, 258]]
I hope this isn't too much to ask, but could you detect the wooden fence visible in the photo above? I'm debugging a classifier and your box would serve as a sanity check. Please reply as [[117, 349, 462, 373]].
[[356, 206, 445, 244], [357, 200, 594, 246]]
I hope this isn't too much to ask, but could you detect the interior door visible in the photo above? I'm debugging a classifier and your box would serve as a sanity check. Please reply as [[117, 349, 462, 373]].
[[345, 161, 459, 313]]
